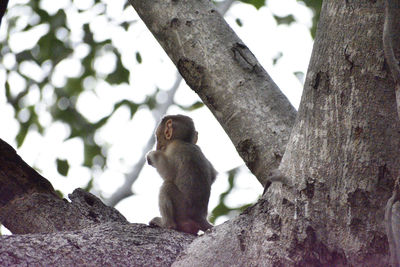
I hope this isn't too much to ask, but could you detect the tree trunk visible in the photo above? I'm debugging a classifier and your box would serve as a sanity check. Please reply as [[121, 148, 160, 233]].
[[172, 0, 400, 266], [279, 0, 400, 264], [1, 0, 399, 266]]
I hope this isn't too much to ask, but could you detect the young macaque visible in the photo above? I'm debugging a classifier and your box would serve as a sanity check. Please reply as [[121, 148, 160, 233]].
[[147, 114, 217, 235]]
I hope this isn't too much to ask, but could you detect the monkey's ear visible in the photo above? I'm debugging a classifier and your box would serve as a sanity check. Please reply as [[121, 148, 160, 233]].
[[164, 119, 173, 140], [192, 131, 198, 144]]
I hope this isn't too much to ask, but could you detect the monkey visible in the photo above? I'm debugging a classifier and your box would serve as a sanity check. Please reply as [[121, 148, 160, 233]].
[[146, 114, 217, 235]]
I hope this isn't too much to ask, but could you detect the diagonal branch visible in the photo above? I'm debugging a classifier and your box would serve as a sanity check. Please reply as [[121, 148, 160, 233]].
[[128, 0, 297, 186], [104, 0, 234, 207]]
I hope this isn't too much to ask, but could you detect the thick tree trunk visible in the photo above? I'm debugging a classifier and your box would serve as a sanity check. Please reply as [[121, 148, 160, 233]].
[[278, 0, 400, 264], [128, 0, 297, 186], [173, 1, 400, 266]]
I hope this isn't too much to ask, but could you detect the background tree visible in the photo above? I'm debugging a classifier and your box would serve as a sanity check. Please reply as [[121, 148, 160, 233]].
[[2, 0, 397, 266]]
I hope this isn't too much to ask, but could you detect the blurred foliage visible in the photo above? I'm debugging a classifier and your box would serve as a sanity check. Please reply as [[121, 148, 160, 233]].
[[176, 101, 204, 111], [237, 0, 322, 39], [239, 0, 266, 10], [83, 177, 94, 192], [56, 158, 69, 176], [298, 0, 322, 38], [273, 14, 295, 25], [1, 0, 142, 176], [235, 18, 243, 27], [209, 168, 252, 224]]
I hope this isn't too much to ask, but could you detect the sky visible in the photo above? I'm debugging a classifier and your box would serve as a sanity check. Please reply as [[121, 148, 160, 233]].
[[0, 0, 314, 234]]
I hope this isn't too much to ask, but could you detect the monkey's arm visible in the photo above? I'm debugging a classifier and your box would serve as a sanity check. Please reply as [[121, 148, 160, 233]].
[[147, 151, 175, 180]]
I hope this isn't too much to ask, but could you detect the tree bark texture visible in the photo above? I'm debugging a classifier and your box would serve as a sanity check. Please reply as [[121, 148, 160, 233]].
[[128, 0, 297, 187], [0, 139, 127, 234], [173, 1, 400, 266], [0, 222, 194, 266], [1, 0, 400, 266], [275, 0, 399, 265], [0, 138, 195, 265]]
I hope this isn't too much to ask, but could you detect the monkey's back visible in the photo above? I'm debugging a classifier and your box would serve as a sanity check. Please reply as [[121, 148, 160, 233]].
[[167, 140, 216, 217]]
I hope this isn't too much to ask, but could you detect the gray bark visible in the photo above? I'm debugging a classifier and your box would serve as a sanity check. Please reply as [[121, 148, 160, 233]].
[[0, 222, 194, 266], [1, 0, 399, 266], [105, 0, 234, 207], [128, 0, 297, 187], [0, 138, 195, 265], [174, 0, 400, 266]]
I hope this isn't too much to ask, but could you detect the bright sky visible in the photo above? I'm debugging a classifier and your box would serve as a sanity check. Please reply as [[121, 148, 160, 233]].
[[0, 0, 313, 234]]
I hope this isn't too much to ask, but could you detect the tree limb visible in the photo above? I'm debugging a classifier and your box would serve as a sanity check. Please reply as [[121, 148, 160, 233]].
[[0, 138, 127, 234], [128, 0, 297, 186], [105, 0, 235, 207], [0, 222, 195, 266]]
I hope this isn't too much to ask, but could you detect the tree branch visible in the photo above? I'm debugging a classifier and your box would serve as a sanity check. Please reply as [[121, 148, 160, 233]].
[[0, 222, 195, 266], [0, 138, 127, 234], [128, 0, 297, 186], [105, 0, 235, 207]]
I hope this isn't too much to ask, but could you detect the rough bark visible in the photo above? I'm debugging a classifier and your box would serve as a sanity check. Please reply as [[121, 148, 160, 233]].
[[277, 0, 399, 265], [128, 0, 297, 186], [0, 138, 195, 265], [1, 0, 399, 266], [0, 223, 195, 266], [0, 138, 127, 234], [173, 1, 400, 266], [105, 0, 234, 208]]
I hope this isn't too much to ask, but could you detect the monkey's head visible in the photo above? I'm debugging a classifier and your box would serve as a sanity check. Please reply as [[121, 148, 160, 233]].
[[156, 114, 198, 150]]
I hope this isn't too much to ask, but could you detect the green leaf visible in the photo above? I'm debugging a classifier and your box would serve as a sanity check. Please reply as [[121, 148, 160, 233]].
[[135, 52, 142, 64], [16, 124, 29, 148], [209, 168, 239, 223], [83, 143, 104, 168], [36, 32, 73, 64], [15, 50, 34, 62], [56, 158, 69, 176], [273, 14, 296, 25], [55, 190, 64, 198], [114, 100, 139, 118], [64, 78, 84, 96], [177, 101, 204, 111], [272, 52, 283, 65], [50, 9, 67, 30], [235, 18, 243, 27], [297, 0, 322, 38], [106, 52, 129, 84], [83, 177, 94, 192], [239, 0, 265, 10], [294, 71, 305, 83]]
